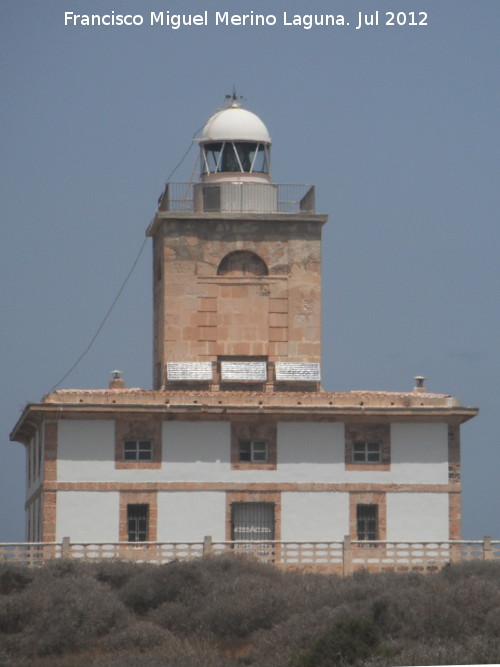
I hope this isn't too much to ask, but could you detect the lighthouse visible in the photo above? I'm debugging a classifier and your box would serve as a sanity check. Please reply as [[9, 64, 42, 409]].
[[150, 96, 324, 390], [10, 95, 476, 555]]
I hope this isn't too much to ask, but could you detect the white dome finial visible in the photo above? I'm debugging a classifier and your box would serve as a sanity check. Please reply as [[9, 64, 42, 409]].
[[225, 85, 243, 108]]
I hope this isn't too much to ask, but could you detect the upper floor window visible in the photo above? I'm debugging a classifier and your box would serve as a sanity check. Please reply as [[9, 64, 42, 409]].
[[123, 440, 153, 462], [345, 423, 391, 471], [239, 440, 268, 463], [115, 419, 162, 469], [231, 421, 277, 470], [353, 442, 381, 463]]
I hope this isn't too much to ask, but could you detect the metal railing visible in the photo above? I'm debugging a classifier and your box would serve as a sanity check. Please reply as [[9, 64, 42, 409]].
[[156, 182, 316, 214], [1, 536, 498, 572]]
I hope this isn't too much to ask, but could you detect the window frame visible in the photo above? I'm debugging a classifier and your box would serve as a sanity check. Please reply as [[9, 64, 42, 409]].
[[226, 491, 281, 541], [231, 501, 275, 542], [239, 439, 269, 463], [123, 440, 153, 462], [345, 423, 391, 471], [356, 504, 378, 541], [231, 422, 277, 470], [115, 419, 162, 469], [352, 441, 382, 463], [127, 503, 149, 542]]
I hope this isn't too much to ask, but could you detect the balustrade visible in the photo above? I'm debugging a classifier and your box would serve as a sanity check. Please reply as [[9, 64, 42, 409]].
[[1, 536, 498, 572]]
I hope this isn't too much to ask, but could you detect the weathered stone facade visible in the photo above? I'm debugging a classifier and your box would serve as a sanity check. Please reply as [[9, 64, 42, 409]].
[[148, 214, 325, 390]]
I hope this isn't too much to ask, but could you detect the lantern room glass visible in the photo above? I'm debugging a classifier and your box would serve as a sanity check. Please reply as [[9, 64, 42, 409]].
[[201, 141, 269, 174]]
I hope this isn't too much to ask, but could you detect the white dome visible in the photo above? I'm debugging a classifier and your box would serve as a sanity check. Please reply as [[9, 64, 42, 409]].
[[200, 104, 271, 144]]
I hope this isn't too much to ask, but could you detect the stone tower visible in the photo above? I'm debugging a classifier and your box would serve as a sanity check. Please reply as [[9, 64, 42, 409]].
[[148, 98, 326, 391]]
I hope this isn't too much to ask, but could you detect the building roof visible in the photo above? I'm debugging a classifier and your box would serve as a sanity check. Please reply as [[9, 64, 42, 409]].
[[10, 388, 479, 444]]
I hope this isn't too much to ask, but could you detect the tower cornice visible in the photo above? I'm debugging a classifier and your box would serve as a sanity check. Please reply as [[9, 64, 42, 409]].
[[147, 210, 328, 237]]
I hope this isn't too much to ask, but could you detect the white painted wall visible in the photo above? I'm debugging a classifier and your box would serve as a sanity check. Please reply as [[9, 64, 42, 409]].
[[390, 423, 448, 484], [54, 418, 449, 485], [386, 492, 449, 541], [163, 422, 230, 480], [277, 422, 345, 482], [157, 491, 226, 541], [52, 488, 450, 544], [281, 492, 349, 541], [277, 422, 448, 484], [57, 420, 115, 481], [56, 491, 119, 542]]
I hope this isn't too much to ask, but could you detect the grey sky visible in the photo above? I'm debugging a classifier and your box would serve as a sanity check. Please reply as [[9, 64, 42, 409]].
[[1, 0, 498, 541]]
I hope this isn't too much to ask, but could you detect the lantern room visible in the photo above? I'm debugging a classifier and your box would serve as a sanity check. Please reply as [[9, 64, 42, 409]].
[[197, 99, 271, 184]]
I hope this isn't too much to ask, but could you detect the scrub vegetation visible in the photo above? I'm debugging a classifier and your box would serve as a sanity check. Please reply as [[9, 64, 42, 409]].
[[0, 557, 499, 666]]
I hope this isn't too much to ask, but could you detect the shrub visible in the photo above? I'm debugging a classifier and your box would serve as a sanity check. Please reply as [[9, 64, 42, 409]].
[[118, 560, 207, 615], [198, 586, 282, 638], [0, 592, 34, 634], [149, 600, 201, 635], [88, 559, 139, 590], [0, 564, 33, 595], [97, 619, 174, 653], [293, 617, 381, 667], [1, 558, 500, 666], [9, 572, 128, 658], [246, 605, 348, 667]]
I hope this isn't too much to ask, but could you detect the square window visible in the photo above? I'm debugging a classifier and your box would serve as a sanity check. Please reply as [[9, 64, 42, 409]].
[[231, 422, 276, 470], [353, 442, 381, 463], [345, 424, 390, 471], [115, 420, 161, 470], [239, 440, 268, 463], [123, 440, 153, 462]]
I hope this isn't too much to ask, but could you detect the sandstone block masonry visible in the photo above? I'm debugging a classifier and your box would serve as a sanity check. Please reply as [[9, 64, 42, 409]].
[[148, 213, 326, 389]]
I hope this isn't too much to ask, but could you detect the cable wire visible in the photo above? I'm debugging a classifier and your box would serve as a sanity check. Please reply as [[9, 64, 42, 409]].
[[49, 124, 204, 392], [49, 236, 148, 392]]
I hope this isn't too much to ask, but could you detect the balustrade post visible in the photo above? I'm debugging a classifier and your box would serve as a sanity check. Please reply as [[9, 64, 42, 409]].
[[449, 541, 462, 563], [61, 536, 71, 560], [343, 535, 353, 576], [484, 535, 493, 560], [203, 535, 213, 557]]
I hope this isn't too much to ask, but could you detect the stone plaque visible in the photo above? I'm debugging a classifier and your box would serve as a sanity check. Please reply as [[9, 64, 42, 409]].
[[166, 362, 213, 381], [220, 361, 268, 382], [275, 362, 321, 382]]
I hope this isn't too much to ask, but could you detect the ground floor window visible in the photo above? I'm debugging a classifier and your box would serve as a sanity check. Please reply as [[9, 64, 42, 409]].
[[231, 502, 275, 541], [127, 504, 149, 542], [356, 504, 378, 540]]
